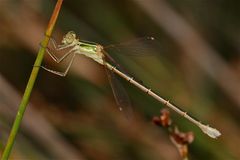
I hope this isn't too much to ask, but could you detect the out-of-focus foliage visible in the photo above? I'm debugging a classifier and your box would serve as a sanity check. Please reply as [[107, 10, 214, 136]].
[[0, 0, 240, 159]]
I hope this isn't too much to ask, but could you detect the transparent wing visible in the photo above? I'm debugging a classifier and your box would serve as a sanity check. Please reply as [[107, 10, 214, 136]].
[[104, 37, 159, 56], [103, 53, 133, 119], [105, 67, 133, 119]]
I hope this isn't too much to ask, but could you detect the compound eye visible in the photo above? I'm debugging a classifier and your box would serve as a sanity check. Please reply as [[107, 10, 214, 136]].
[[63, 31, 77, 44], [67, 31, 76, 39]]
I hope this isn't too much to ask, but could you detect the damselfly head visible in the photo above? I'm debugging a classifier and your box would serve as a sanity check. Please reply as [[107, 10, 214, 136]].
[[62, 31, 77, 45]]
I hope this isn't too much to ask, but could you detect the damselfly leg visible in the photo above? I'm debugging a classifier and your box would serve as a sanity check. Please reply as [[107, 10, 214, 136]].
[[38, 36, 77, 76]]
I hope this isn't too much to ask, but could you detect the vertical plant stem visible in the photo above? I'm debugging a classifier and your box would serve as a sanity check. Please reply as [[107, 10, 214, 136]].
[[1, 0, 63, 159]]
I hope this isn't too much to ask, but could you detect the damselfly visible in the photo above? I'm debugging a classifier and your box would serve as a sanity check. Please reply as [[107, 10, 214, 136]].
[[38, 31, 221, 139]]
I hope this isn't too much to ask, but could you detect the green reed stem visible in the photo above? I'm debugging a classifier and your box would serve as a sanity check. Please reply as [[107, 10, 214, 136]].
[[1, 0, 63, 159]]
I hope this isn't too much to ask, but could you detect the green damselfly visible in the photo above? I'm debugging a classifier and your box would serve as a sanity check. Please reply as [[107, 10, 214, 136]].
[[39, 31, 221, 139]]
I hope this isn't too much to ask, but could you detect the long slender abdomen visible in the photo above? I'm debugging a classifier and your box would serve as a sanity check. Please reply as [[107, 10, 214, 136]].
[[106, 63, 221, 138]]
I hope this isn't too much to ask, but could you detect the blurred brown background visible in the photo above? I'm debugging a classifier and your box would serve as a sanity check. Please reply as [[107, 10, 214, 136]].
[[0, 0, 240, 159]]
